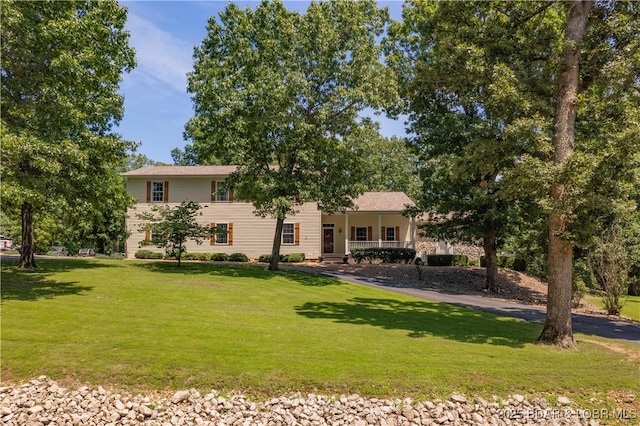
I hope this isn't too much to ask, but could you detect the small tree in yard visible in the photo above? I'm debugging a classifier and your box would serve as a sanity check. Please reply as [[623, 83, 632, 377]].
[[137, 201, 212, 267], [588, 220, 631, 316]]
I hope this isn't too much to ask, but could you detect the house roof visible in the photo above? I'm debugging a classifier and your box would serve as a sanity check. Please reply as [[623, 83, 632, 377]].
[[350, 192, 415, 212], [122, 165, 239, 177]]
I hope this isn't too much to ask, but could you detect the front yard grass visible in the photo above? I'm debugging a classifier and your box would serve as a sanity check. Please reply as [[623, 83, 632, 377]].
[[1, 259, 638, 405]]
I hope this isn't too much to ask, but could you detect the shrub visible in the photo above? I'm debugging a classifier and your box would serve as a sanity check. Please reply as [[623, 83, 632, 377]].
[[135, 250, 164, 259], [513, 258, 527, 272], [480, 256, 526, 271], [228, 253, 249, 262], [210, 252, 229, 261], [258, 253, 305, 263], [95, 253, 125, 260], [468, 258, 479, 267], [426, 254, 468, 266], [285, 253, 305, 263], [185, 252, 212, 261], [351, 248, 416, 264]]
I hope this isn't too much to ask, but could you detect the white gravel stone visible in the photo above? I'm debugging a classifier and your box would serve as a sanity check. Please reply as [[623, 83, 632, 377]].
[[0, 376, 603, 426]]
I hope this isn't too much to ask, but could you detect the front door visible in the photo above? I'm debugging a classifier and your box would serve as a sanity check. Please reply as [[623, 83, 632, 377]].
[[323, 228, 334, 253]]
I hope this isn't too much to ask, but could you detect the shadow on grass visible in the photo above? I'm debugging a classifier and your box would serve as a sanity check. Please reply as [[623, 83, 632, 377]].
[[296, 297, 540, 347], [1, 276, 93, 301], [1, 258, 100, 301], [132, 261, 344, 287], [1, 256, 119, 273]]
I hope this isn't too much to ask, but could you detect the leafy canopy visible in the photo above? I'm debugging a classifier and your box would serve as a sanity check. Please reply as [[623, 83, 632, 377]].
[[1, 0, 136, 262], [185, 0, 397, 217]]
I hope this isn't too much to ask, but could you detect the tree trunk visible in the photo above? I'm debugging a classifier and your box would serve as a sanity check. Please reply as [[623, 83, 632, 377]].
[[269, 217, 285, 271], [19, 202, 37, 269], [538, 0, 593, 348], [483, 232, 499, 292]]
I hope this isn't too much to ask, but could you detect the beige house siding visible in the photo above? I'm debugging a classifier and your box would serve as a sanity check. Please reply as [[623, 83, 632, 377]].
[[123, 167, 416, 260], [125, 177, 322, 260]]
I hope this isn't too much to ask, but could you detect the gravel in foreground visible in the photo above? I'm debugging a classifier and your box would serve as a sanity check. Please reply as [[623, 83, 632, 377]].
[[0, 376, 614, 425]]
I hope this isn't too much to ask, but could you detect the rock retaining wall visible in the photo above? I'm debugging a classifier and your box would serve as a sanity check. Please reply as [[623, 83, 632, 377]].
[[0, 376, 602, 425]]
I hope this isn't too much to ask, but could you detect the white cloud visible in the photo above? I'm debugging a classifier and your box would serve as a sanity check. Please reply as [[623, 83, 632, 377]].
[[124, 14, 194, 93]]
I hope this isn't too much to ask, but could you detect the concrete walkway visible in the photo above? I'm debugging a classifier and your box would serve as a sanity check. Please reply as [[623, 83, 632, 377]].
[[286, 266, 640, 344]]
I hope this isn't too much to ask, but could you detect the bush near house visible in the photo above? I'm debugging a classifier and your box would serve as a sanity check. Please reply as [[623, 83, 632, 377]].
[[211, 253, 230, 262], [426, 254, 469, 266], [351, 248, 416, 264], [180, 252, 212, 261], [134, 250, 164, 259], [228, 253, 249, 262], [480, 256, 527, 271], [258, 253, 306, 263]]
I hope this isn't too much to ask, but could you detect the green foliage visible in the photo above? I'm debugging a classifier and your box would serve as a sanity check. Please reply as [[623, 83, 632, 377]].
[[134, 250, 164, 260], [210, 252, 230, 262], [185, 0, 397, 270], [426, 255, 469, 267], [588, 220, 632, 315], [180, 252, 212, 261], [136, 201, 212, 267], [480, 256, 527, 272], [281, 253, 306, 263], [228, 253, 249, 263], [351, 248, 416, 264], [386, 1, 561, 286], [258, 253, 305, 263], [1, 0, 136, 267]]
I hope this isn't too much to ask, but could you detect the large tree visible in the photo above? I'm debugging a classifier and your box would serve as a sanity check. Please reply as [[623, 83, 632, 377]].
[[185, 0, 397, 271], [386, 1, 563, 291], [538, 0, 640, 347], [1, 0, 136, 268], [538, 0, 593, 348]]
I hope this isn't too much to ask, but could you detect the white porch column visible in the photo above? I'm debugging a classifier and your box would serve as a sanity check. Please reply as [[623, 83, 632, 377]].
[[378, 214, 382, 247], [344, 213, 349, 254], [411, 215, 416, 250]]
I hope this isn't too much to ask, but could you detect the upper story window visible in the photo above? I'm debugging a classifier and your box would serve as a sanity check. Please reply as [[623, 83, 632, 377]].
[[147, 181, 168, 203], [151, 182, 164, 202], [216, 181, 229, 202], [212, 180, 233, 203]]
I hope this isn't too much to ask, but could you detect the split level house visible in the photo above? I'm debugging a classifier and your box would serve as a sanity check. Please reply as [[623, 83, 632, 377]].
[[123, 166, 417, 261]]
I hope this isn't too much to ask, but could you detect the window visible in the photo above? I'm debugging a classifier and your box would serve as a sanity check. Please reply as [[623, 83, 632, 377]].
[[151, 230, 164, 247], [356, 227, 368, 241], [282, 223, 295, 244], [216, 223, 228, 244], [152, 181, 164, 202], [211, 222, 233, 245], [214, 181, 229, 202], [386, 227, 396, 241]]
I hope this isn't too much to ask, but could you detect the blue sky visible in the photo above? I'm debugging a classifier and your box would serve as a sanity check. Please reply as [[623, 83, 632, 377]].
[[116, 1, 406, 164]]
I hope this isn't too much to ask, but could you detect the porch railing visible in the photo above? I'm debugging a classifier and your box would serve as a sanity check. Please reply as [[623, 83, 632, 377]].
[[346, 240, 412, 252]]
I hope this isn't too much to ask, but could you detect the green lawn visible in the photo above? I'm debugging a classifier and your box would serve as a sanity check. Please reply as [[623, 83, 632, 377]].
[[1, 259, 638, 405], [585, 294, 640, 322]]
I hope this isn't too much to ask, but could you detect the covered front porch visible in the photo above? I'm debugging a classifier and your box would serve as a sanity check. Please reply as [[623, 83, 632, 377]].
[[320, 192, 417, 256]]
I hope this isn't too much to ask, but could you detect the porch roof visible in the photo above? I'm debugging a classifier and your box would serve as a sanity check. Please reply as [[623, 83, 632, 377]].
[[349, 192, 415, 213]]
